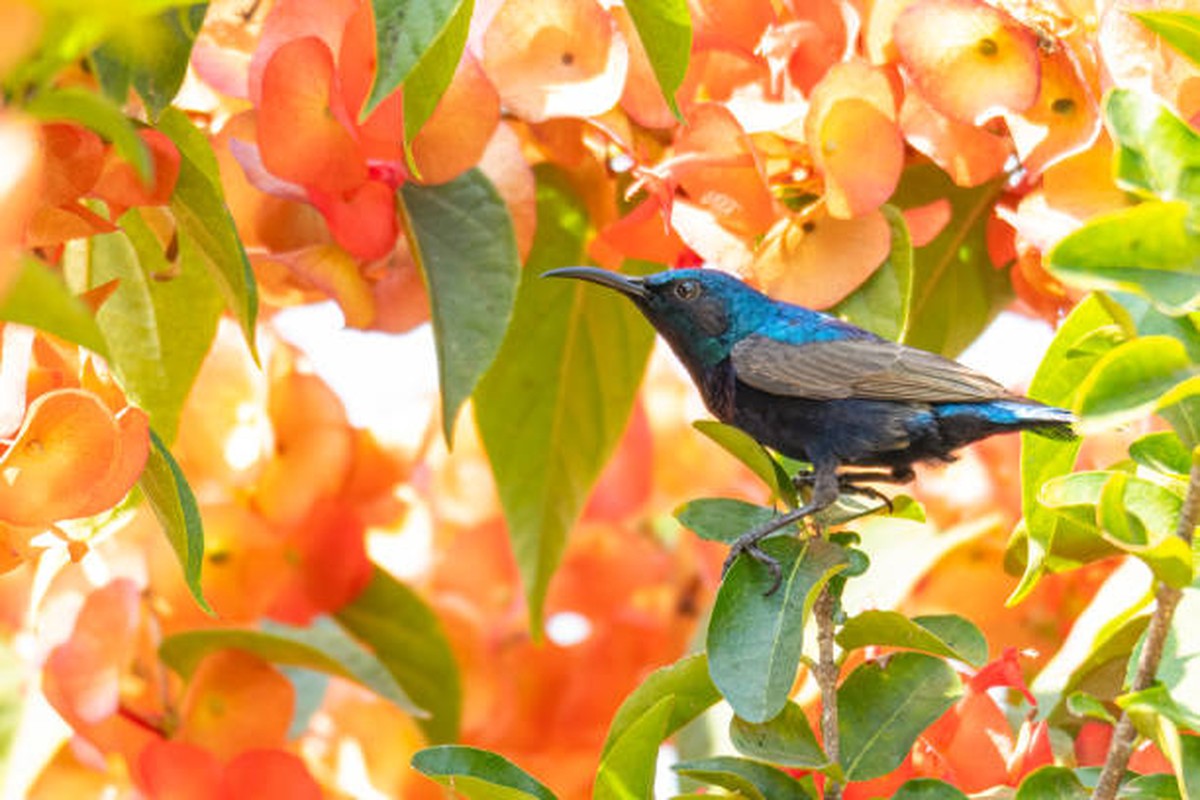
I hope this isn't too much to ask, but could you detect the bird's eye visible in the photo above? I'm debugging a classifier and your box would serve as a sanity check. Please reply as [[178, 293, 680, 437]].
[[674, 279, 702, 301]]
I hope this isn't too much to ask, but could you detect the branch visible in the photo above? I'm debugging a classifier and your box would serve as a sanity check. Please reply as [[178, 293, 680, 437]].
[[815, 583, 841, 800], [1093, 455, 1200, 798]]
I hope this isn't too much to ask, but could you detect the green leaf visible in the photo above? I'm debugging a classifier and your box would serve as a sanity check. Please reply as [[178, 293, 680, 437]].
[[157, 108, 258, 350], [889, 163, 1010, 357], [1119, 684, 1200, 800], [161, 619, 423, 716], [1119, 773, 1184, 800], [601, 652, 719, 757], [729, 701, 828, 770], [91, 4, 207, 120], [87, 209, 222, 440], [1049, 201, 1200, 315], [334, 567, 460, 743], [399, 0, 474, 157], [399, 168, 520, 442], [693, 420, 798, 507], [474, 168, 654, 631], [0, 258, 109, 357], [1153, 587, 1200, 729], [891, 779, 970, 800], [1130, 431, 1193, 477], [1107, 88, 1200, 205], [412, 746, 556, 800], [832, 204, 914, 342], [673, 756, 813, 800], [25, 86, 151, 180], [836, 611, 988, 667], [1012, 295, 1115, 604], [624, 0, 692, 119], [708, 537, 849, 723], [838, 652, 962, 781], [675, 498, 785, 545], [139, 429, 209, 613], [1074, 335, 1197, 430], [1014, 766, 1089, 799], [365, 0, 467, 121], [1134, 10, 1200, 68], [594, 696, 674, 800], [1066, 691, 1116, 724]]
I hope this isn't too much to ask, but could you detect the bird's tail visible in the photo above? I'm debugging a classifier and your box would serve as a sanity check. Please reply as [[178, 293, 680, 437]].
[[936, 400, 1077, 441]]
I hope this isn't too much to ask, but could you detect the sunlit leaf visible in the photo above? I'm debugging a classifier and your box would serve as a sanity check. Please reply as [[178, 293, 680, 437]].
[[26, 86, 151, 180], [475, 168, 654, 631], [1130, 431, 1193, 478], [708, 537, 849, 723], [693, 420, 798, 507], [624, 0, 691, 119], [1106, 88, 1200, 205], [832, 205, 914, 342], [594, 696, 673, 800], [0, 258, 108, 357], [1049, 202, 1200, 316], [334, 567, 460, 743], [838, 652, 962, 781], [1074, 335, 1197, 430], [140, 429, 209, 613], [412, 746, 556, 800], [601, 652, 719, 756], [161, 619, 423, 716], [1133, 10, 1200, 68], [1014, 767, 1089, 799], [836, 610, 988, 666], [400, 168, 519, 443]]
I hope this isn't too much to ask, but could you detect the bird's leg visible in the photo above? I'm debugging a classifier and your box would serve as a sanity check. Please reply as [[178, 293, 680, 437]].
[[723, 460, 840, 596], [794, 466, 915, 513]]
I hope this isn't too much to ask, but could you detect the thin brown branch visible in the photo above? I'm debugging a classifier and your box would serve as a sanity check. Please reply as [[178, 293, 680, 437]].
[[815, 584, 841, 800], [1093, 456, 1200, 798]]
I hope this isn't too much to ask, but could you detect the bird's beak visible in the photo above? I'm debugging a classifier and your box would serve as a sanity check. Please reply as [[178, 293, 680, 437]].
[[542, 267, 648, 299]]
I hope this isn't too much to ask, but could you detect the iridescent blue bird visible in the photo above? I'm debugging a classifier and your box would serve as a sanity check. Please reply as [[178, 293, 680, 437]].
[[544, 267, 1074, 592]]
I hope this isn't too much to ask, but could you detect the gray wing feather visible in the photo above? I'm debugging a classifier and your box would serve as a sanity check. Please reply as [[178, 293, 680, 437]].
[[730, 335, 1013, 403]]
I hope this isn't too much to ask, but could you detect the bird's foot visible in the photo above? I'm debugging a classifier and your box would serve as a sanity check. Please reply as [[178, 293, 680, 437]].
[[792, 467, 914, 515], [722, 534, 783, 596]]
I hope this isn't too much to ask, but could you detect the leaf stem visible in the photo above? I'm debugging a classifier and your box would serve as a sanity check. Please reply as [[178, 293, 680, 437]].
[[815, 583, 841, 800], [1093, 454, 1200, 798]]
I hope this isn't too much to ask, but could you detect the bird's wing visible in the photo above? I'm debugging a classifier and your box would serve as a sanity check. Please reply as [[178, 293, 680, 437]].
[[730, 334, 1013, 403]]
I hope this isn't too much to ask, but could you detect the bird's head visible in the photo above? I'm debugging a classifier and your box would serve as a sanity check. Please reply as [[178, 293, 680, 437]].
[[543, 267, 771, 366]]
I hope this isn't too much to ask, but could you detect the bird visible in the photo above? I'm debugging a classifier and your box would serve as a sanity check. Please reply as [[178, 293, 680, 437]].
[[543, 266, 1075, 594]]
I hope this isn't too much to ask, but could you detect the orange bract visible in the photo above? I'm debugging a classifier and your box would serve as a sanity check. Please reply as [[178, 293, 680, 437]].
[[895, 0, 1040, 124], [91, 129, 181, 216], [0, 113, 42, 294], [689, 0, 775, 57], [178, 649, 294, 761], [40, 123, 103, 206], [258, 36, 366, 194], [900, 91, 1012, 187], [1005, 41, 1100, 175], [412, 54, 501, 185], [247, 0, 359, 105]]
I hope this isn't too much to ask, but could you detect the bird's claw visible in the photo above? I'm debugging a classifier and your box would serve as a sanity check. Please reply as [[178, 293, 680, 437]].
[[793, 471, 895, 514], [722, 535, 784, 596]]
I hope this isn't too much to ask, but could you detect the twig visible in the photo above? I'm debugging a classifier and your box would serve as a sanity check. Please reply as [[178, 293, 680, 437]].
[[1093, 456, 1200, 798], [815, 583, 841, 800]]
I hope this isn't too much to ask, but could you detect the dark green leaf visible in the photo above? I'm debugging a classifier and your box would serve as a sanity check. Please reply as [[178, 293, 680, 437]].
[[161, 619, 423, 715], [157, 108, 258, 350], [1119, 773, 1183, 800], [0, 258, 108, 357], [399, 0, 473, 154], [1133, 10, 1200, 68], [729, 701, 828, 770], [1074, 335, 1197, 430], [675, 498, 784, 545], [365, 0, 467, 120], [889, 163, 1010, 357], [624, 0, 692, 119], [693, 420, 798, 507], [412, 746, 556, 800], [334, 567, 460, 743], [708, 538, 849, 723], [1107, 88, 1200, 205], [836, 611, 988, 667], [673, 756, 812, 800], [88, 209, 222, 440], [91, 4, 207, 119], [475, 169, 654, 631], [1049, 201, 1200, 315], [139, 429, 209, 613], [400, 168, 520, 442], [1130, 431, 1193, 477], [832, 204, 914, 342], [1014, 766, 1089, 799], [891, 779, 970, 800], [25, 87, 151, 180], [838, 652, 962, 781], [1012, 295, 1115, 603]]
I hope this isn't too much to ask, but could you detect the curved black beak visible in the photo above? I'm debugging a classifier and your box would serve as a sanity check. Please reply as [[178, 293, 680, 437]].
[[542, 267, 648, 299]]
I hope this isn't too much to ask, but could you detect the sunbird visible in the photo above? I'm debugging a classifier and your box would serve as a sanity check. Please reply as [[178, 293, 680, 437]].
[[544, 267, 1075, 593]]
